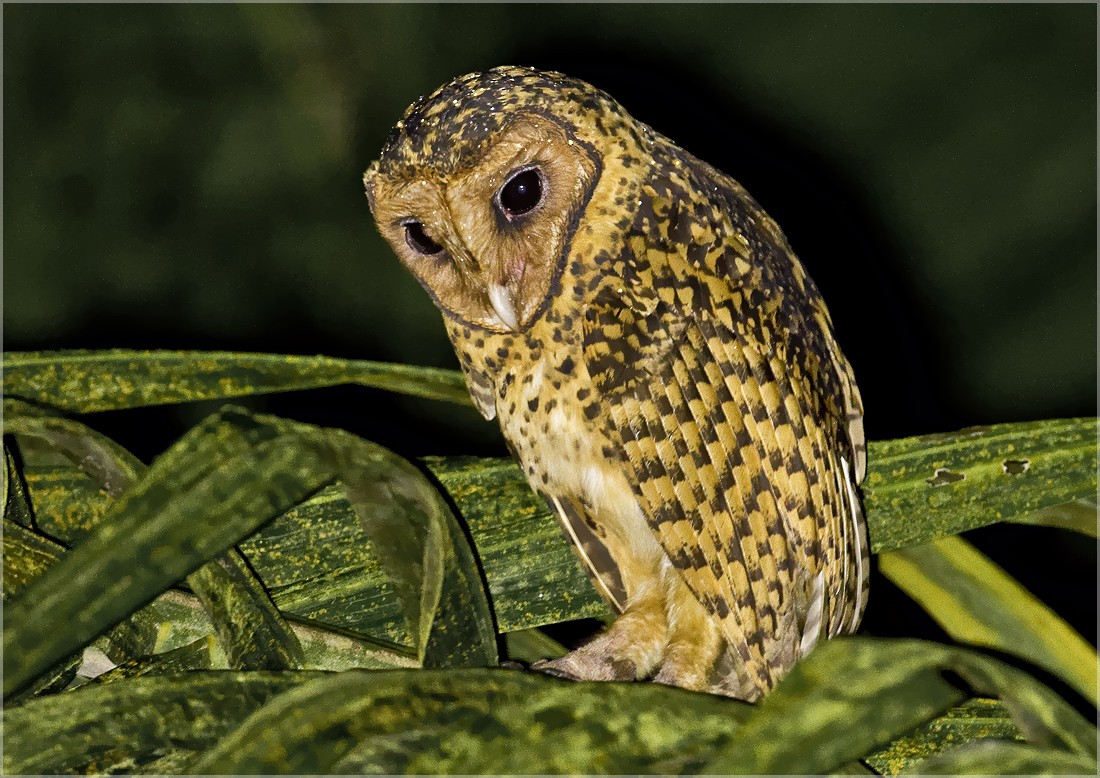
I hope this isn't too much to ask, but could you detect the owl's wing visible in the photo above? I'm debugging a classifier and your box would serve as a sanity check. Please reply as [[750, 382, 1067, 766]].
[[581, 204, 866, 695]]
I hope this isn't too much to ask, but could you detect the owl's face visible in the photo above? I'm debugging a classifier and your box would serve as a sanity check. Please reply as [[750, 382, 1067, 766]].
[[364, 67, 657, 334], [366, 112, 600, 332]]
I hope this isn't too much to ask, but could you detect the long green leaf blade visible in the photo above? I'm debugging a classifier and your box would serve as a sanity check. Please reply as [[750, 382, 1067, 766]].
[[880, 534, 1098, 705], [905, 741, 1099, 775], [423, 455, 612, 629], [4, 397, 143, 498], [705, 638, 966, 774], [301, 429, 498, 668], [704, 637, 1097, 774], [1, 349, 474, 412], [863, 698, 1024, 775], [865, 418, 1097, 552], [186, 549, 306, 671]]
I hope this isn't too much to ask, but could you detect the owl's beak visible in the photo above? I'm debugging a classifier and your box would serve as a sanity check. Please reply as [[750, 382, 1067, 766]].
[[487, 282, 520, 330]]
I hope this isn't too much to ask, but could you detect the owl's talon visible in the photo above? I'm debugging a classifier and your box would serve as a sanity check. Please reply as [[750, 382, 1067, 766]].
[[530, 658, 582, 681]]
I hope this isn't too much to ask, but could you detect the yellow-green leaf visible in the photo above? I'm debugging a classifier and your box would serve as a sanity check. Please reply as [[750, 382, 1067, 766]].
[[880, 534, 1098, 705]]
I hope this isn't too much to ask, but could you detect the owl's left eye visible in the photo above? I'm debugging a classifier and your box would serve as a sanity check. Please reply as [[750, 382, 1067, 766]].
[[496, 166, 545, 220], [402, 219, 444, 256]]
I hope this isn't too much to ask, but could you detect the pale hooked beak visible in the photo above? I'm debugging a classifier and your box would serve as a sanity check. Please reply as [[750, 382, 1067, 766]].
[[488, 282, 519, 330]]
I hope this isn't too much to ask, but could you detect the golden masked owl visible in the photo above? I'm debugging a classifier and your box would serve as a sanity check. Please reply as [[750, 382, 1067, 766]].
[[363, 66, 867, 701]]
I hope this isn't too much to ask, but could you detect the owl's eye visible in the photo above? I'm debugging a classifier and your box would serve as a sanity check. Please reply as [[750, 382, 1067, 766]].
[[403, 220, 443, 256], [496, 167, 544, 219]]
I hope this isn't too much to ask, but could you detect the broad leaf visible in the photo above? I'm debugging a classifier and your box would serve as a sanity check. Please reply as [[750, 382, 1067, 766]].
[[190, 668, 753, 775], [704, 637, 1097, 774], [2, 671, 326, 775]]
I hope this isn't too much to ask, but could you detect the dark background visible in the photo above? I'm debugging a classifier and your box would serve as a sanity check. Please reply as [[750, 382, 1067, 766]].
[[4, 4, 1096, 686]]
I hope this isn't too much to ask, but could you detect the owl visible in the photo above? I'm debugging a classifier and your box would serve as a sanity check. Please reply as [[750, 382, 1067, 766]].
[[363, 66, 867, 701]]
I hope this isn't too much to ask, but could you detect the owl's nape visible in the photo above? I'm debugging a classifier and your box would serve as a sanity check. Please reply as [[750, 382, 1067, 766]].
[[366, 66, 867, 702]]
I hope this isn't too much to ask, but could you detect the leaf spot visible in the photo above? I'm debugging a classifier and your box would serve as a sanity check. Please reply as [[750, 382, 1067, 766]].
[[1002, 458, 1030, 475], [926, 467, 965, 487]]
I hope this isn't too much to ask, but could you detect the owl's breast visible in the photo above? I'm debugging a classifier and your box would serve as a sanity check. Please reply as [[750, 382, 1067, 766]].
[[495, 348, 661, 564]]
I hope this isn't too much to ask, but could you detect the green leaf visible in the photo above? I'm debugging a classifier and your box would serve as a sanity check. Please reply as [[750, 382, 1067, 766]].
[[190, 668, 753, 775], [504, 627, 569, 664], [16, 454, 115, 540], [2, 670, 326, 775], [904, 741, 1099, 775], [423, 455, 613, 629], [185, 549, 306, 670], [1, 349, 474, 412], [17, 458, 485, 660], [4, 397, 143, 499], [863, 698, 1024, 775], [3, 403, 496, 697], [880, 534, 1098, 705], [864, 418, 1098, 552], [5, 409, 305, 671], [947, 647, 1096, 758], [310, 431, 497, 668], [1009, 498, 1098, 537], [703, 637, 1097, 774], [2, 517, 163, 679], [704, 638, 966, 774], [89, 635, 220, 684], [3, 518, 66, 598], [235, 483, 411, 645], [2, 406, 335, 698]]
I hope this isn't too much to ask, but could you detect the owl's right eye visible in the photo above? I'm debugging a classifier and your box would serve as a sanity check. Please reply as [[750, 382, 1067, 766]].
[[402, 220, 444, 256], [496, 167, 544, 220]]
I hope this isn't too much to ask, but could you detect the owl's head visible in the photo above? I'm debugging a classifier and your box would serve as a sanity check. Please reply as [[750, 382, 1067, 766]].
[[364, 66, 649, 333]]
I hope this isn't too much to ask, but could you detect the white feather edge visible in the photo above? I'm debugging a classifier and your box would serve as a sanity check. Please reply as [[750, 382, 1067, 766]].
[[549, 494, 626, 612], [840, 455, 865, 633], [800, 569, 826, 656]]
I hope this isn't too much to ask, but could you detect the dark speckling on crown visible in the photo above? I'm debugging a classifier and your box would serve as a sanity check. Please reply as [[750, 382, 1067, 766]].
[[375, 66, 622, 181]]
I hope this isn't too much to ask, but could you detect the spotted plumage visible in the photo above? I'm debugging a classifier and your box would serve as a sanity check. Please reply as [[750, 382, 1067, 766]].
[[364, 66, 867, 701]]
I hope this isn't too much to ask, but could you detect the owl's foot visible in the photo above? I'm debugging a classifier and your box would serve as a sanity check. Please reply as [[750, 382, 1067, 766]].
[[530, 581, 669, 682], [531, 652, 637, 682], [651, 581, 724, 692], [651, 575, 759, 700]]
